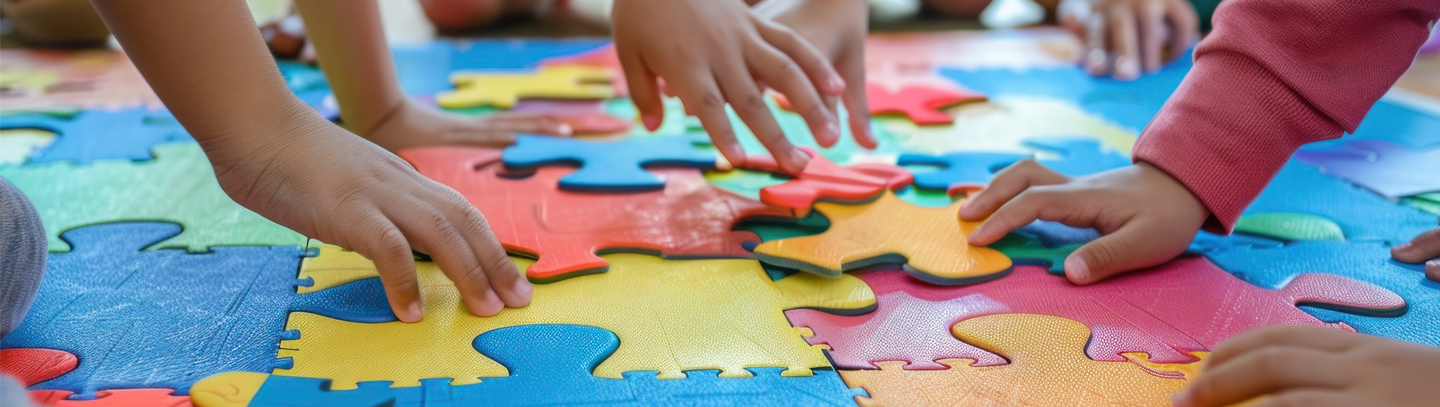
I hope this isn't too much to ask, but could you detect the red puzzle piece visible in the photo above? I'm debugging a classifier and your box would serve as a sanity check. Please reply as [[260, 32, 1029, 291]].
[[785, 256, 1405, 370], [775, 83, 985, 125], [0, 348, 78, 386], [31, 389, 191, 407], [399, 146, 794, 281], [735, 148, 913, 215]]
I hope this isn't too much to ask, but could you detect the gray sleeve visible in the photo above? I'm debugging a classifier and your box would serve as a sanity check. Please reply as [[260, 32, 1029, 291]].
[[0, 176, 46, 339]]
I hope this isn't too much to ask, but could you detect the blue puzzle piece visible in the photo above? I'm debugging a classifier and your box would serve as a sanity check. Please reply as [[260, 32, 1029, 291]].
[[246, 324, 859, 406], [502, 135, 717, 191], [1201, 241, 1439, 347], [0, 108, 191, 164], [1305, 100, 1440, 151], [940, 49, 1192, 133], [391, 40, 612, 96], [290, 278, 396, 323], [897, 152, 1025, 190], [0, 222, 304, 398], [1186, 231, 1285, 254], [1243, 159, 1437, 243], [1023, 136, 1130, 177]]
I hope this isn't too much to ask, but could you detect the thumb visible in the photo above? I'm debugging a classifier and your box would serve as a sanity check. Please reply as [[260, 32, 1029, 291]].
[[1063, 217, 1187, 284]]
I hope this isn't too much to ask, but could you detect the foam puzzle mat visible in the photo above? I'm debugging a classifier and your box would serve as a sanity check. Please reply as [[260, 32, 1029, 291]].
[[2, 29, 1438, 406]]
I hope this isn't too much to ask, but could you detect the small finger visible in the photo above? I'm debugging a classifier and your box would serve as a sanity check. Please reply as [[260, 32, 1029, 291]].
[[756, 21, 844, 96], [617, 48, 665, 131], [391, 200, 504, 317], [673, 72, 748, 168], [746, 42, 840, 149], [958, 159, 1069, 221], [1084, 14, 1109, 76], [1391, 227, 1440, 264], [1138, 0, 1166, 72], [838, 52, 877, 149], [967, 187, 1067, 246], [1204, 325, 1360, 371], [358, 223, 424, 323], [1176, 347, 1349, 407], [715, 61, 807, 175], [1108, 3, 1142, 80]]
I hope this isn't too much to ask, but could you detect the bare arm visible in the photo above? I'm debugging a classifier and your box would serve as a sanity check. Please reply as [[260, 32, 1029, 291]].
[[292, 0, 404, 135]]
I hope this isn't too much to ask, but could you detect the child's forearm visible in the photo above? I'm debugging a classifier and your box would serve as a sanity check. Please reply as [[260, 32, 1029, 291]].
[[1133, 0, 1440, 233], [89, 0, 318, 146], [293, 0, 406, 136]]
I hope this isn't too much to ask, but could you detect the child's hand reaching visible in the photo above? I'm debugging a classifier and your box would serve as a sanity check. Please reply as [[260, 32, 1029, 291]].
[[350, 98, 573, 152], [206, 113, 532, 323], [1392, 218, 1440, 282], [1173, 325, 1440, 407], [754, 0, 878, 150], [611, 0, 847, 175], [1058, 0, 1199, 80], [960, 160, 1210, 284]]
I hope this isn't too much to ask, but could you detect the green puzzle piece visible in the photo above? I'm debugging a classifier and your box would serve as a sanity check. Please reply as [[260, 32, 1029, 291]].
[[0, 142, 307, 252], [1406, 192, 1440, 216], [990, 232, 1081, 273], [1233, 213, 1345, 242]]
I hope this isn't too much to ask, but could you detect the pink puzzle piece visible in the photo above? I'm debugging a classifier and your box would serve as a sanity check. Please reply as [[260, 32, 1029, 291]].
[[785, 257, 1405, 370], [399, 146, 794, 281], [735, 148, 913, 215], [1295, 140, 1440, 198]]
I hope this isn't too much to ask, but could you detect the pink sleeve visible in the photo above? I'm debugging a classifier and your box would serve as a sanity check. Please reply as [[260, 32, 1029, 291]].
[[1132, 0, 1440, 233]]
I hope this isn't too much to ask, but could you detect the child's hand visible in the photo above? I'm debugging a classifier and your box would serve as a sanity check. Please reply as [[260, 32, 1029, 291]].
[[208, 113, 532, 323], [1173, 325, 1440, 407], [1058, 0, 1198, 80], [354, 98, 573, 152], [612, 0, 845, 175], [755, 0, 878, 149], [960, 160, 1209, 284], [1392, 218, 1440, 282]]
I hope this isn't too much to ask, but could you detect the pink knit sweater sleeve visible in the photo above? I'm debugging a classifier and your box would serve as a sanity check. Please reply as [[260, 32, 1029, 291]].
[[1132, 0, 1440, 233]]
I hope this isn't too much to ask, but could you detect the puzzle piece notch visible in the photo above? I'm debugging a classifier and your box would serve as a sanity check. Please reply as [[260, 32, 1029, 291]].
[[753, 191, 1013, 285], [500, 135, 718, 192], [732, 147, 914, 214], [786, 257, 1404, 371], [0, 222, 304, 397], [1295, 139, 1440, 198], [274, 251, 874, 389], [0, 108, 189, 163], [839, 314, 1199, 407], [436, 65, 615, 109], [0, 348, 78, 386]]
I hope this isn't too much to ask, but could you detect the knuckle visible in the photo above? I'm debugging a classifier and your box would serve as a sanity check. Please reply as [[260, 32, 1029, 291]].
[[375, 228, 409, 256], [698, 92, 726, 112], [740, 93, 769, 114]]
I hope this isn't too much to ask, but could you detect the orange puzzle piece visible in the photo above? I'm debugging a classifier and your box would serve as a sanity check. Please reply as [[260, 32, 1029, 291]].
[[751, 191, 1011, 285], [840, 314, 1200, 407]]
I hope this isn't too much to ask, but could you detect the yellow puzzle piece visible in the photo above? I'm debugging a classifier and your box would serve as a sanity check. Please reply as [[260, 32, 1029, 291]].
[[752, 191, 1012, 285], [435, 65, 614, 109], [276, 247, 876, 389], [840, 314, 1201, 407]]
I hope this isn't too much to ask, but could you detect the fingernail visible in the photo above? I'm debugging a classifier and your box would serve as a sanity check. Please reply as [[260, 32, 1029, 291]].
[[405, 301, 424, 323], [825, 122, 842, 142], [512, 277, 534, 300], [828, 77, 846, 94], [1394, 241, 1413, 251], [1087, 51, 1107, 70], [1065, 256, 1090, 283], [789, 150, 811, 173], [1116, 58, 1140, 80], [642, 114, 660, 131], [556, 123, 573, 136]]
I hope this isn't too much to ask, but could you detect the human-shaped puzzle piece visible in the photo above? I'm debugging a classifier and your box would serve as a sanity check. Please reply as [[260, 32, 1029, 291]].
[[192, 325, 860, 407], [898, 136, 1128, 190], [402, 146, 784, 280], [436, 65, 614, 109], [839, 314, 1200, 407], [0, 108, 189, 163], [752, 191, 1012, 285], [273, 251, 875, 389], [0, 142, 308, 252], [0, 222, 304, 398], [730, 148, 913, 215], [500, 135, 718, 192], [785, 257, 1404, 370], [1295, 139, 1440, 198]]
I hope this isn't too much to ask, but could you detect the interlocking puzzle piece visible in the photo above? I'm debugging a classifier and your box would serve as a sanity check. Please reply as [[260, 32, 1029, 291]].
[[402, 146, 785, 280], [29, 389, 193, 407], [0, 142, 307, 252], [0, 349, 78, 386], [785, 257, 1404, 369], [0, 222, 304, 397], [1233, 213, 1345, 241], [1295, 140, 1440, 198], [840, 314, 1200, 407], [897, 152, 1025, 190], [537, 43, 628, 96], [1202, 240, 1440, 347], [512, 99, 632, 135], [500, 135, 717, 192], [0, 108, 189, 163], [436, 66, 614, 109], [752, 191, 1012, 285], [1406, 192, 1440, 215], [0, 129, 56, 165], [988, 233, 1081, 273], [878, 97, 1137, 157], [275, 251, 874, 389], [856, 84, 987, 125], [1022, 136, 1130, 176], [193, 325, 859, 407], [1244, 159, 1437, 243], [729, 148, 913, 214]]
